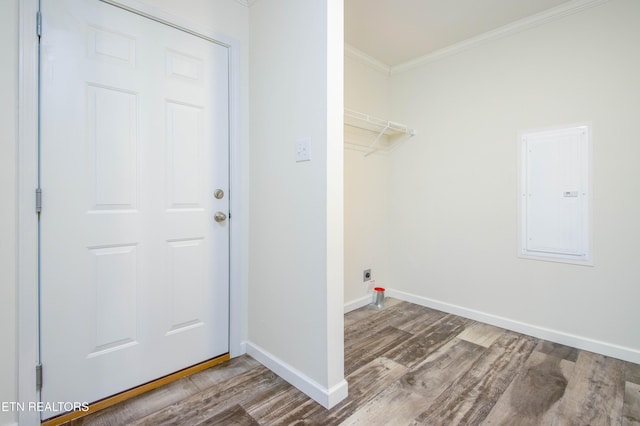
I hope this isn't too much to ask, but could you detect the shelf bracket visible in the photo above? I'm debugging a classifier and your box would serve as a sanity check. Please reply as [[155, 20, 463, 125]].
[[364, 124, 390, 157]]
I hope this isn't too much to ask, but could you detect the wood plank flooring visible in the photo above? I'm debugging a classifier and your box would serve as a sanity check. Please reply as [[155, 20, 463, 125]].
[[65, 298, 640, 425]]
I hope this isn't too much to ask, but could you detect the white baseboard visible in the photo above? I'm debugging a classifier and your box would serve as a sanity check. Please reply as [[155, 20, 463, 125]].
[[343, 294, 371, 313], [386, 288, 640, 365], [245, 342, 348, 409]]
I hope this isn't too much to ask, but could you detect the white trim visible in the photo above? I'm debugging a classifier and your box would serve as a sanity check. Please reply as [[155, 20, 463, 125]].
[[344, 294, 371, 313], [18, 2, 245, 424], [245, 342, 349, 409], [387, 289, 640, 364], [344, 43, 390, 76], [390, 0, 610, 75], [227, 29, 246, 359], [18, 0, 41, 424]]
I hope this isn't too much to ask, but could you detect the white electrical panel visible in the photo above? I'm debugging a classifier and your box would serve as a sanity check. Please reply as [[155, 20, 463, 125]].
[[519, 125, 591, 265]]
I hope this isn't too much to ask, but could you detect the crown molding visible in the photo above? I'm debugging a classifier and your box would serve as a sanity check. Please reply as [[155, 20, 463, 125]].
[[344, 43, 391, 76], [234, 0, 258, 7], [390, 0, 610, 75]]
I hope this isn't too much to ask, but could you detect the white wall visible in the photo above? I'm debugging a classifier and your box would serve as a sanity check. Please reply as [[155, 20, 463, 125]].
[[249, 0, 346, 406], [0, 1, 18, 424], [343, 54, 392, 307], [388, 0, 640, 361]]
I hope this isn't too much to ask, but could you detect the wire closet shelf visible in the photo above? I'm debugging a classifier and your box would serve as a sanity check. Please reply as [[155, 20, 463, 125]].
[[344, 108, 416, 156]]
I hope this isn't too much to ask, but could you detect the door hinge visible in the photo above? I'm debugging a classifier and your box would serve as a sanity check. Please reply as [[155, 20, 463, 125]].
[[36, 364, 43, 391], [36, 11, 42, 38], [36, 188, 42, 214]]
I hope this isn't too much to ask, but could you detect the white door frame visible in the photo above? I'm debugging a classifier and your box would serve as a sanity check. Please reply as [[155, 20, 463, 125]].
[[18, 1, 245, 424]]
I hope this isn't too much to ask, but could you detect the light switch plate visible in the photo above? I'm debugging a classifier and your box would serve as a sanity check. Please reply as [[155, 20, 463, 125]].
[[296, 138, 311, 162]]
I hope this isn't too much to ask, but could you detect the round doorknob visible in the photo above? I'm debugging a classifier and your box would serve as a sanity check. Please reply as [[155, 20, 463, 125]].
[[214, 212, 227, 223]]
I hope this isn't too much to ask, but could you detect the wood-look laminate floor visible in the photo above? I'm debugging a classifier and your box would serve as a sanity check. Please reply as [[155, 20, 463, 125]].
[[67, 298, 640, 425]]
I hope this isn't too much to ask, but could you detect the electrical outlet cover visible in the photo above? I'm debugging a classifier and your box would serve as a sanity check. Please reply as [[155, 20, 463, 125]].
[[295, 137, 311, 162]]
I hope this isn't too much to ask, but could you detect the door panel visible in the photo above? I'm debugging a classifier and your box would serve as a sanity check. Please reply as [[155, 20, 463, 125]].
[[40, 0, 229, 418], [87, 84, 138, 210]]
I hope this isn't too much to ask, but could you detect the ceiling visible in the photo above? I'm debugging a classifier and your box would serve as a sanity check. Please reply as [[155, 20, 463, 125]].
[[344, 0, 575, 67]]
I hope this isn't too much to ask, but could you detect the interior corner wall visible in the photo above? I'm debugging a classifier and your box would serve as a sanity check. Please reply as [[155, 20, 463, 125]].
[[343, 54, 392, 307], [388, 0, 640, 361], [248, 0, 345, 404], [0, 1, 18, 425]]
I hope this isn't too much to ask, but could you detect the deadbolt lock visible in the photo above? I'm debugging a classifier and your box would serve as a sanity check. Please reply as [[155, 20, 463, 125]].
[[214, 189, 224, 199]]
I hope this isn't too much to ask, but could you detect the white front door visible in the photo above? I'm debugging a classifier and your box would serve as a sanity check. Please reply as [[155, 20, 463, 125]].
[[39, 0, 230, 418]]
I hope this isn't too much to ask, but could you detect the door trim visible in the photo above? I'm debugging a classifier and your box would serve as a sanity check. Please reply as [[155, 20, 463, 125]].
[[18, 1, 245, 424], [17, 1, 40, 424]]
